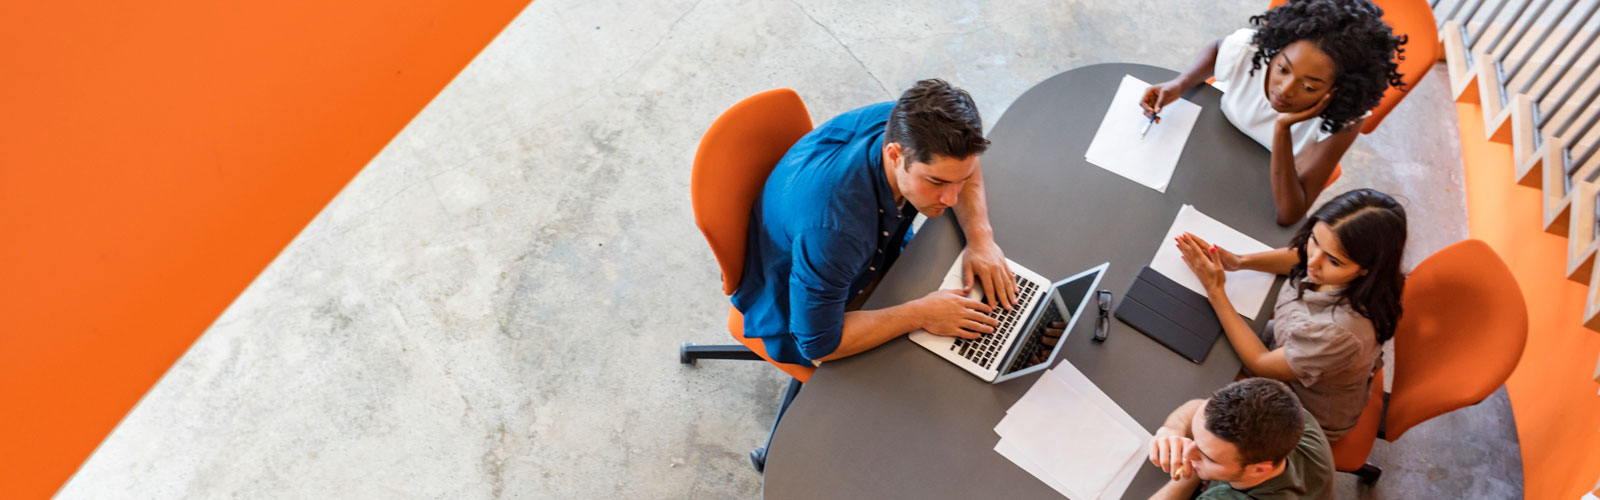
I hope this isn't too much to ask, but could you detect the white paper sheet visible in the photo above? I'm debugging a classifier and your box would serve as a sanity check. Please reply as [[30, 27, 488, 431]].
[[1084, 74, 1202, 193], [996, 417, 1084, 499], [1044, 366, 1151, 500], [1150, 205, 1277, 320], [993, 365, 1153, 500]]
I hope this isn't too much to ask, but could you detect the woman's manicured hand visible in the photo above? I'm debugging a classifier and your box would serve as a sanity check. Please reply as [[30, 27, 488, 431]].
[[1176, 233, 1242, 271], [1176, 233, 1227, 293]]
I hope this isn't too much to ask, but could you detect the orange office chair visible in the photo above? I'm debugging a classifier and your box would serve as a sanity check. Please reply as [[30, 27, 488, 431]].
[[677, 88, 816, 473], [1325, 239, 1528, 484], [1267, 0, 1437, 134]]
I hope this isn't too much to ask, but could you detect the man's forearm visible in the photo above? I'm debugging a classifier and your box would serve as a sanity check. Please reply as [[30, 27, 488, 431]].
[[952, 161, 994, 244], [1148, 477, 1203, 500], [815, 299, 929, 362], [1161, 399, 1205, 437]]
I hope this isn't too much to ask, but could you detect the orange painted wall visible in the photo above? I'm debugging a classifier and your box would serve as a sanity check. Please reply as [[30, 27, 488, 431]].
[[0, 1, 530, 498], [1457, 101, 1600, 500]]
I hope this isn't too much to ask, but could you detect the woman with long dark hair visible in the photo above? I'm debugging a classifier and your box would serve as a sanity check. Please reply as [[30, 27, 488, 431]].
[[1177, 189, 1406, 439], [1141, 0, 1407, 225]]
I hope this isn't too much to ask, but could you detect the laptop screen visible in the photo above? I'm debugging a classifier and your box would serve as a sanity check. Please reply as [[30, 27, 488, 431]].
[[1053, 270, 1098, 317], [998, 265, 1105, 379]]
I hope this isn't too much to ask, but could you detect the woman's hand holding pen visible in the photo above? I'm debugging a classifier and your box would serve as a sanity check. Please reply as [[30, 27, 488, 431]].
[[1141, 80, 1186, 122]]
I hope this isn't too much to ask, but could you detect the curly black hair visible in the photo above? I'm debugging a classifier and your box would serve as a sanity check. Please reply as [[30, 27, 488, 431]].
[[1248, 0, 1407, 134]]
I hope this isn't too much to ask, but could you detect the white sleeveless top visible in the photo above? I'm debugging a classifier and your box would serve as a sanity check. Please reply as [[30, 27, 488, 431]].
[[1211, 28, 1335, 155]]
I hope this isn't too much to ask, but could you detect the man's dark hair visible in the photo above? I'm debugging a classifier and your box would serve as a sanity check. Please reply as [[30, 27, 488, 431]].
[[1247, 0, 1407, 133], [884, 79, 990, 166], [1205, 378, 1306, 466]]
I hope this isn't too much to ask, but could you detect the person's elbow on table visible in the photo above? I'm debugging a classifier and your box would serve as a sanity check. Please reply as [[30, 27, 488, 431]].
[[796, 330, 842, 363], [1273, 201, 1309, 227]]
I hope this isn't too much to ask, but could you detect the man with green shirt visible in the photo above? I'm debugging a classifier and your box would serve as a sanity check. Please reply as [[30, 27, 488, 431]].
[[1145, 378, 1334, 500]]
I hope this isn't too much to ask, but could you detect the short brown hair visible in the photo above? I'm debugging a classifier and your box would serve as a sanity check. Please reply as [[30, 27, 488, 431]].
[[1204, 378, 1305, 466], [885, 79, 990, 165]]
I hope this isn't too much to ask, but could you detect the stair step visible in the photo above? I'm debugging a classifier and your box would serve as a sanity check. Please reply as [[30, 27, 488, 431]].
[[1475, 50, 1516, 145], [1442, 21, 1479, 104], [1567, 162, 1600, 284], [1511, 95, 1536, 167], [1585, 258, 1600, 331], [1517, 139, 1547, 189]]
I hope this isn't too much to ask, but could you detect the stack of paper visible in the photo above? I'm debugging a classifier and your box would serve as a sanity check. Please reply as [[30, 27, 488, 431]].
[[1149, 205, 1277, 320], [1084, 74, 1203, 193], [994, 363, 1151, 500]]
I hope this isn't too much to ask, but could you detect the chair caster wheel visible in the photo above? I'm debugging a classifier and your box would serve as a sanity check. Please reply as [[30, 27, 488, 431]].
[[750, 447, 767, 473]]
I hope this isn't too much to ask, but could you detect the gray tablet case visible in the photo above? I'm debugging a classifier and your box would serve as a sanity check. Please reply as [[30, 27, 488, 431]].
[[1114, 266, 1224, 363]]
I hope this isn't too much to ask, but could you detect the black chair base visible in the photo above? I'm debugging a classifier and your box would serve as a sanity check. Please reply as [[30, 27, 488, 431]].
[[749, 378, 803, 473], [750, 448, 768, 473], [680, 342, 762, 364], [1352, 463, 1383, 485], [679, 342, 803, 473]]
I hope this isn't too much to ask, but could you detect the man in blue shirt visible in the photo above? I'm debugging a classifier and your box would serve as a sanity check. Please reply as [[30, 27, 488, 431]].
[[732, 79, 1017, 366]]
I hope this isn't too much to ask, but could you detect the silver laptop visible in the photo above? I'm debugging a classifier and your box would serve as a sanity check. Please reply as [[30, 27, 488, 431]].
[[909, 253, 1107, 383]]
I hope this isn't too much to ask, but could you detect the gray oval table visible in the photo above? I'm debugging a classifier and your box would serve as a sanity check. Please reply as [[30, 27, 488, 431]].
[[761, 63, 1301, 499]]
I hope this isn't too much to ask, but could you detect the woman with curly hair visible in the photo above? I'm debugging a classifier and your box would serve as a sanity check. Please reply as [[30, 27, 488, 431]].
[[1141, 0, 1407, 226]]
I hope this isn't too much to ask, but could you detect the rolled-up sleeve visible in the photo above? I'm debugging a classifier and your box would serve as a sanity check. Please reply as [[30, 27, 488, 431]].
[[788, 227, 869, 361]]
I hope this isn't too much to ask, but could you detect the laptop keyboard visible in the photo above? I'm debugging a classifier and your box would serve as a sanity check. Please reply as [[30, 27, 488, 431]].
[[1006, 301, 1065, 374], [951, 275, 1040, 369]]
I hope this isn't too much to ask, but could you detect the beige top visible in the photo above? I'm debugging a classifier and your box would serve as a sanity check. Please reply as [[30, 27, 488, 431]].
[[1260, 280, 1383, 440]]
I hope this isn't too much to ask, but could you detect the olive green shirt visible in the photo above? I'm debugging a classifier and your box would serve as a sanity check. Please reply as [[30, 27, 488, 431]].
[[1196, 410, 1335, 500]]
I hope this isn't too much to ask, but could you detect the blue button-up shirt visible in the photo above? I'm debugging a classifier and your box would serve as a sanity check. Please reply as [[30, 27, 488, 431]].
[[732, 102, 916, 365]]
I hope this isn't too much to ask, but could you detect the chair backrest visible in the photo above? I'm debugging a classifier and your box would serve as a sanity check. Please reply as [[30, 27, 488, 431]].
[[1386, 239, 1528, 441], [1266, 0, 1437, 134], [691, 89, 813, 295]]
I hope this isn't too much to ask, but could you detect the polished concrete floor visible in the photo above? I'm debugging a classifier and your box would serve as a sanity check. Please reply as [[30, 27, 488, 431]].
[[55, 1, 1519, 498]]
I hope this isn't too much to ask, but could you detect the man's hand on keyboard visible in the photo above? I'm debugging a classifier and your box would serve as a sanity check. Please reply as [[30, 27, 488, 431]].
[[962, 239, 1018, 310], [915, 289, 998, 339], [1029, 321, 1068, 365]]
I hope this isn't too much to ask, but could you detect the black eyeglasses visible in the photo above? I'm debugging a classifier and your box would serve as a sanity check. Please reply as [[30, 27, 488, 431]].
[[1092, 290, 1113, 343]]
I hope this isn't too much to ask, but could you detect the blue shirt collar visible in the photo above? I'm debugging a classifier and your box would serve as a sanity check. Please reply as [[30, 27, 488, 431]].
[[868, 134, 901, 215]]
